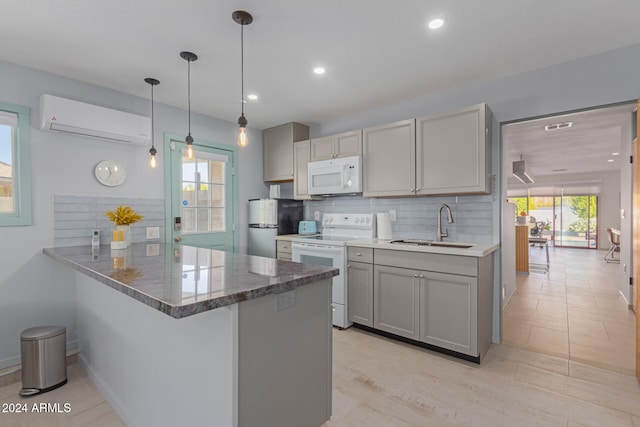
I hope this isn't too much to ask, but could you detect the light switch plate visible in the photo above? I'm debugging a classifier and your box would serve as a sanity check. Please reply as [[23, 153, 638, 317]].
[[314, 211, 320, 221], [146, 226, 160, 239]]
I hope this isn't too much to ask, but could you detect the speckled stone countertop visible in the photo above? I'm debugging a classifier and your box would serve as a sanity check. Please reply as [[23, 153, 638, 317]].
[[43, 243, 338, 319]]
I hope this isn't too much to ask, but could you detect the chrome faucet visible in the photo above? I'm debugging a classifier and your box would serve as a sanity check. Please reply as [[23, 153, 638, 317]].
[[437, 204, 454, 241]]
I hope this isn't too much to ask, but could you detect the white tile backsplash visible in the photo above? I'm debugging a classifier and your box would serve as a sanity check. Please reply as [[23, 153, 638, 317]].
[[54, 195, 165, 247], [305, 194, 493, 243]]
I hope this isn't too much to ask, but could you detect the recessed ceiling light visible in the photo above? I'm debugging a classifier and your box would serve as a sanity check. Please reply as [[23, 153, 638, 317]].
[[607, 159, 614, 163], [247, 94, 258, 101], [313, 67, 326, 75], [428, 18, 444, 29], [611, 152, 620, 156]]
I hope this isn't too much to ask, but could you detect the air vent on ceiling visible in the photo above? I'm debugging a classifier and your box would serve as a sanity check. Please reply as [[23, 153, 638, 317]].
[[544, 121, 573, 131]]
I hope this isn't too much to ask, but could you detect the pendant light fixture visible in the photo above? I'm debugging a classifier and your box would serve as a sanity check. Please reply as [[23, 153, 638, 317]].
[[144, 77, 160, 169], [180, 51, 198, 159], [232, 10, 253, 147]]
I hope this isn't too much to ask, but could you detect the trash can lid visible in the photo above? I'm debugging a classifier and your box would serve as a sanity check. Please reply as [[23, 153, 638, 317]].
[[21, 326, 66, 341]]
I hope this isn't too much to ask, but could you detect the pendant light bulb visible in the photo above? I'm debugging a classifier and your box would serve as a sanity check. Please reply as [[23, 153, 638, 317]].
[[180, 51, 198, 160], [144, 77, 160, 169], [149, 146, 157, 169], [238, 114, 248, 147], [233, 11, 253, 147]]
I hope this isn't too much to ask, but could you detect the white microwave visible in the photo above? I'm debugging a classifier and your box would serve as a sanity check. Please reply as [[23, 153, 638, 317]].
[[307, 155, 362, 195]]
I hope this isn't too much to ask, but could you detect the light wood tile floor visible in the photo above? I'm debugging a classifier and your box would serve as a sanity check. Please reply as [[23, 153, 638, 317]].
[[504, 246, 636, 374]]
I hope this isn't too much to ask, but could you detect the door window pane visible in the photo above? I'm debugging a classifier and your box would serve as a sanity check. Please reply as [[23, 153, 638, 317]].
[[0, 120, 14, 213], [180, 151, 227, 233]]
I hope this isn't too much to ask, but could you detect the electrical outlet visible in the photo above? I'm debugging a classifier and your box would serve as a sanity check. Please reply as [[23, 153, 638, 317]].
[[275, 290, 296, 312], [314, 211, 320, 221], [389, 210, 397, 221], [146, 226, 160, 239], [146, 243, 160, 257]]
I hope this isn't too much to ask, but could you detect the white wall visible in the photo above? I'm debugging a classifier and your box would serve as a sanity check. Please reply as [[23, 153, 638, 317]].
[[310, 43, 640, 341], [0, 61, 268, 369]]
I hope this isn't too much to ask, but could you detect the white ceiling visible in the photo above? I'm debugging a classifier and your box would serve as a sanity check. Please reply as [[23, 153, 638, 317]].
[[2, 1, 640, 131], [504, 103, 636, 183]]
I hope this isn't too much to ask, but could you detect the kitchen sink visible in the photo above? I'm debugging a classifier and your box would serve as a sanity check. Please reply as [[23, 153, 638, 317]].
[[389, 239, 473, 249]]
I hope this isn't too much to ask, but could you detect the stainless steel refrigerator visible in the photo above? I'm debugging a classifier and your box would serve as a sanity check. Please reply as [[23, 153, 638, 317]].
[[248, 198, 303, 258]]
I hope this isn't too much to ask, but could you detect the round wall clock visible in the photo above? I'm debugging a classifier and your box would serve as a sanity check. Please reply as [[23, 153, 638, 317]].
[[94, 160, 127, 187]]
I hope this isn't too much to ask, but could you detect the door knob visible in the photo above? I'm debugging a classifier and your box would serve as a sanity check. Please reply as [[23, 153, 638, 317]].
[[174, 235, 182, 242]]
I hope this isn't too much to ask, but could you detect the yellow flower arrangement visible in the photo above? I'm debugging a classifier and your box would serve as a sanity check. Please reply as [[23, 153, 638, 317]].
[[105, 205, 144, 225]]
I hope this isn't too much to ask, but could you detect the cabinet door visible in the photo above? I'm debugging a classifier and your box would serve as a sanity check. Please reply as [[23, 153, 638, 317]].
[[293, 140, 311, 199], [419, 271, 477, 356], [373, 265, 419, 340], [310, 136, 335, 161], [335, 130, 362, 158], [347, 261, 374, 327], [363, 119, 416, 197], [263, 123, 309, 182], [416, 103, 491, 195]]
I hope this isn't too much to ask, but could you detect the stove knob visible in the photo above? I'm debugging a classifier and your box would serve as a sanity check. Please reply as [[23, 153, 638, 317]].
[[365, 217, 370, 223]]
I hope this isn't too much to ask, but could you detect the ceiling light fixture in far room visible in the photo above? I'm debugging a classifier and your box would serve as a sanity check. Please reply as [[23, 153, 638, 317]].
[[233, 10, 253, 148], [247, 94, 258, 101], [144, 77, 160, 169], [313, 67, 326, 75], [180, 51, 198, 159], [513, 156, 534, 184], [428, 18, 444, 29], [611, 152, 620, 156], [608, 159, 615, 163], [544, 121, 573, 131]]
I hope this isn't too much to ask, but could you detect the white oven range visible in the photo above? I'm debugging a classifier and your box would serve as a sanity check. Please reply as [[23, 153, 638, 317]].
[[291, 213, 375, 328]]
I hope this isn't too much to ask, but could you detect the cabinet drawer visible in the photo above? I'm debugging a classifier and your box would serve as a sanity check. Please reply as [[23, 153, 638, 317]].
[[276, 240, 292, 254], [374, 249, 477, 277], [277, 253, 292, 261], [348, 247, 373, 263]]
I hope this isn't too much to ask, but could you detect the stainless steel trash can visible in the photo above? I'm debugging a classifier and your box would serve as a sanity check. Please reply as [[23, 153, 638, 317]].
[[20, 326, 67, 397]]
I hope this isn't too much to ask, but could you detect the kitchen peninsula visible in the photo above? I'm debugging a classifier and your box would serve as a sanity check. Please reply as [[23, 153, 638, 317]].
[[44, 243, 338, 427]]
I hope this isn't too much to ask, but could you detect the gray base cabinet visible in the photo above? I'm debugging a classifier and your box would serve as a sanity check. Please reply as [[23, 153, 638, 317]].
[[373, 265, 419, 340], [347, 261, 374, 327], [419, 271, 477, 355], [276, 240, 292, 261], [348, 246, 494, 360]]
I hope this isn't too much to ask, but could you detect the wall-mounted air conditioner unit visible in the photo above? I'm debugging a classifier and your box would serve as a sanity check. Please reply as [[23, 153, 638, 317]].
[[39, 94, 150, 145]]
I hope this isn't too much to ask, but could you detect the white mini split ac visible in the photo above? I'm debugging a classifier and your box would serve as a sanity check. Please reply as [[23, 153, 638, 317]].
[[39, 94, 150, 145]]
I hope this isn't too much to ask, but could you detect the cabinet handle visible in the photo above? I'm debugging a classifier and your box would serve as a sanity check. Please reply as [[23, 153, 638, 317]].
[[419, 274, 424, 278], [356, 252, 362, 256], [413, 273, 419, 277], [410, 188, 414, 192], [347, 264, 351, 268]]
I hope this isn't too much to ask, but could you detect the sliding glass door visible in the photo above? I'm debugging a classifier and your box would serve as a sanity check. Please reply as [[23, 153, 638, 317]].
[[508, 194, 598, 249], [554, 195, 597, 248]]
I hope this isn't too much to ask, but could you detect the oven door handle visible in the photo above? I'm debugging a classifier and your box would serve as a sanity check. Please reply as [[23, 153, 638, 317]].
[[291, 242, 344, 254]]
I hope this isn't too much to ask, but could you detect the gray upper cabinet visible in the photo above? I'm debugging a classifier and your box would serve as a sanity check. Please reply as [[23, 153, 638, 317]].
[[363, 119, 416, 197], [416, 103, 492, 195], [293, 140, 321, 200], [263, 122, 309, 182], [310, 130, 362, 161]]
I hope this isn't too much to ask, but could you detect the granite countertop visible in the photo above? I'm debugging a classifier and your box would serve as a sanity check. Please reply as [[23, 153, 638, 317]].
[[347, 239, 499, 257], [43, 243, 338, 319]]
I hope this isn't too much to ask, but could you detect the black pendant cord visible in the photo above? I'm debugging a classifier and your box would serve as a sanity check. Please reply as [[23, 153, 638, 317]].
[[187, 58, 192, 138], [241, 22, 244, 117], [150, 83, 155, 150]]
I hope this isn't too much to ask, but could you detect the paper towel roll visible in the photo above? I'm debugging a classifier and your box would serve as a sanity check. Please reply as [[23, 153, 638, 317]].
[[377, 212, 393, 240]]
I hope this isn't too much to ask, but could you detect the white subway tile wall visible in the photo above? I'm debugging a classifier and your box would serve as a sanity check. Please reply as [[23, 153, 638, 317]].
[[304, 195, 494, 243], [53, 195, 165, 247]]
